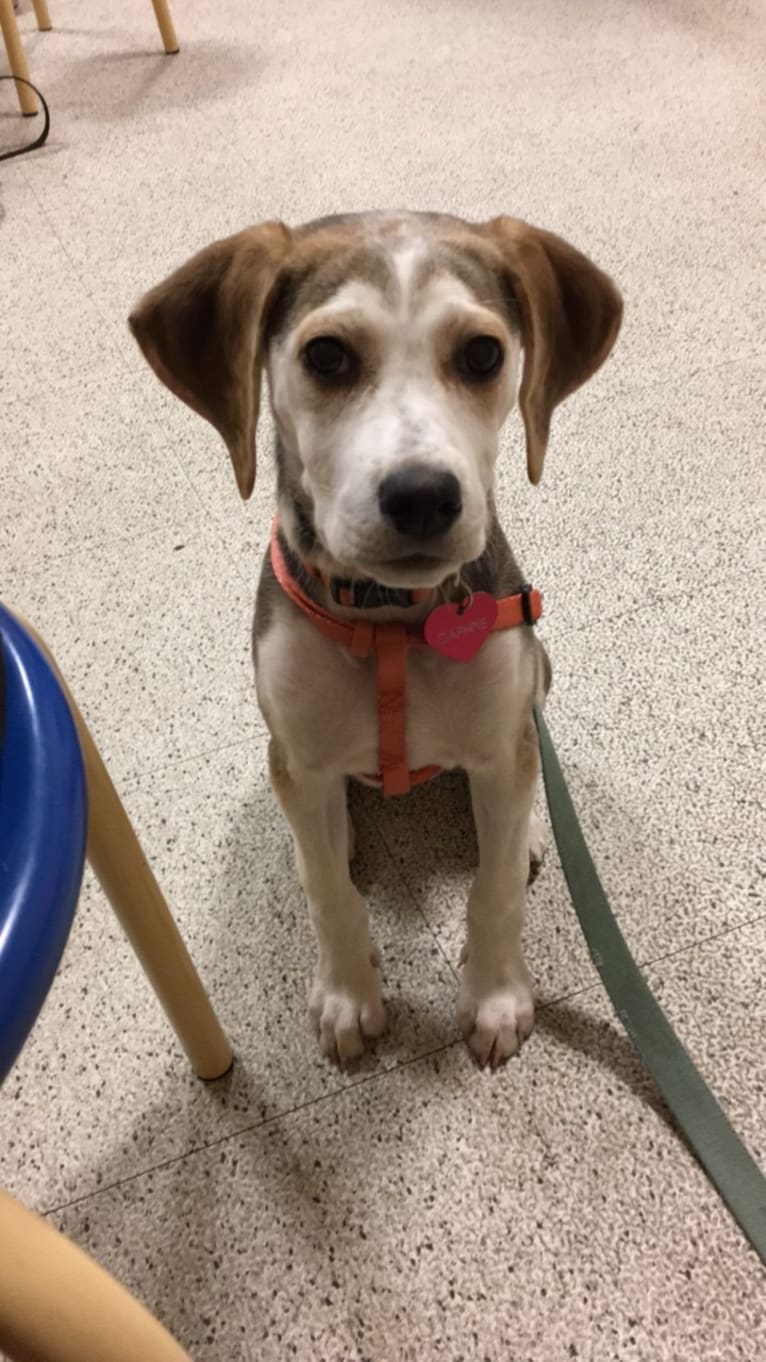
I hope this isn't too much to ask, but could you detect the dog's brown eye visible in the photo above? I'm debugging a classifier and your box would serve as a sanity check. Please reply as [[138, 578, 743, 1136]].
[[304, 336, 353, 378], [459, 335, 504, 379]]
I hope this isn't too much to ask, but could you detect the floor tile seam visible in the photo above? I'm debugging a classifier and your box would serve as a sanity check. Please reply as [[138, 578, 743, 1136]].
[[530, 487, 766, 549], [3, 174, 244, 560], [543, 561, 763, 651], [19, 44, 638, 216], [579, 349, 766, 410], [6, 500, 263, 637], [631, 909, 766, 972], [20, 169, 118, 326], [100, 726, 268, 795], [37, 920, 766, 1215], [41, 1040, 460, 1218], [14, 179, 766, 421], [371, 826, 462, 983], [534, 907, 766, 1010], [0, 515, 204, 592]]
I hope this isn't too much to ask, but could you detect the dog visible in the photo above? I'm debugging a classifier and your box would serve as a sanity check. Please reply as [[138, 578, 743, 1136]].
[[129, 211, 622, 1070]]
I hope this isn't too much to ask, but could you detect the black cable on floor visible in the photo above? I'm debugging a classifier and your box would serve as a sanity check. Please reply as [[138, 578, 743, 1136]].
[[0, 75, 50, 162]]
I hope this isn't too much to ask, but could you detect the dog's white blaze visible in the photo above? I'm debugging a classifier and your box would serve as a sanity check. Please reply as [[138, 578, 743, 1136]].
[[391, 236, 428, 308]]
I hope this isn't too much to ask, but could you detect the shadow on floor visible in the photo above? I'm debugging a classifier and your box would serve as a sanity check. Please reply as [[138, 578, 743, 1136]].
[[31, 35, 264, 124]]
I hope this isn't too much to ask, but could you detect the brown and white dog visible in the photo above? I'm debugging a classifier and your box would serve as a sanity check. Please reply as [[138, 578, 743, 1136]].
[[130, 211, 622, 1070]]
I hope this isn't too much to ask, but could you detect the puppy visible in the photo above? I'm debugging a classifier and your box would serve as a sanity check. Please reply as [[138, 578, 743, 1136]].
[[130, 212, 621, 1069]]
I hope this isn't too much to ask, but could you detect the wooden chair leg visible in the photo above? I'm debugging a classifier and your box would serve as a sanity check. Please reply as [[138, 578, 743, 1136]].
[[17, 616, 233, 1081], [0, 1190, 193, 1362], [31, 0, 51, 32], [150, 0, 179, 54], [73, 696, 234, 1080], [0, 0, 38, 115]]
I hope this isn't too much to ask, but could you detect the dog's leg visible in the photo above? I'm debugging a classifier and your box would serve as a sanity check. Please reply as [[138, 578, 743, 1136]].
[[458, 721, 538, 1069], [269, 742, 384, 1064]]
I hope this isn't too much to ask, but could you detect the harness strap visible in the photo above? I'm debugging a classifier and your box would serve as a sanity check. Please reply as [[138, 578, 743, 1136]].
[[270, 520, 540, 795], [375, 625, 409, 795], [270, 526, 376, 656]]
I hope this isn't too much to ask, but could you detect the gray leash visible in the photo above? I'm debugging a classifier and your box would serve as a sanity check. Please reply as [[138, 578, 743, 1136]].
[[534, 705, 766, 1264]]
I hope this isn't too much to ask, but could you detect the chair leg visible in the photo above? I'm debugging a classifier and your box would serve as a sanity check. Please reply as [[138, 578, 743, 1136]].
[[31, 0, 51, 32], [75, 701, 234, 1080], [17, 616, 233, 1081], [0, 1190, 193, 1362], [0, 0, 38, 115], [150, 0, 179, 54]]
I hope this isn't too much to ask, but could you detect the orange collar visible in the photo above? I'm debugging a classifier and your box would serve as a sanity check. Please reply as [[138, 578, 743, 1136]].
[[270, 519, 542, 796]]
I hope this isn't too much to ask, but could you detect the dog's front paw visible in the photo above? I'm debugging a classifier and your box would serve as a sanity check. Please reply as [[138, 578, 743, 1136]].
[[457, 950, 534, 1069], [309, 948, 386, 1065]]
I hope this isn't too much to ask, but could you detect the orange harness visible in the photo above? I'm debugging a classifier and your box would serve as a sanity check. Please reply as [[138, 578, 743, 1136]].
[[270, 520, 542, 796]]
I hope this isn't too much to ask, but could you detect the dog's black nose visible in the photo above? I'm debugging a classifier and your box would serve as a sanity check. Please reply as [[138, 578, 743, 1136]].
[[378, 465, 462, 540]]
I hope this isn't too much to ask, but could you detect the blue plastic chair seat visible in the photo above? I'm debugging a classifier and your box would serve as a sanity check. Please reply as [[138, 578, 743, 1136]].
[[0, 604, 88, 1085]]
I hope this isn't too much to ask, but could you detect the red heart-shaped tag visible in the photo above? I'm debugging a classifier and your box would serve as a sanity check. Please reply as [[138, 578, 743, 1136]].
[[424, 592, 499, 662]]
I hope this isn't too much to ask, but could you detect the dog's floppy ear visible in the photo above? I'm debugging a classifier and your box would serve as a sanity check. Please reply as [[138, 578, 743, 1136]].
[[129, 222, 292, 500], [487, 217, 622, 484]]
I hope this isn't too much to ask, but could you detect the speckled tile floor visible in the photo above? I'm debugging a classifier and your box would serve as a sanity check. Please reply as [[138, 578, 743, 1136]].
[[1, 1, 765, 1358]]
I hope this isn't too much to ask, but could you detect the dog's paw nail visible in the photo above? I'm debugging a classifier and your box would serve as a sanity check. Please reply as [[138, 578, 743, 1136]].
[[309, 964, 386, 1066], [459, 976, 535, 1069], [360, 998, 386, 1038]]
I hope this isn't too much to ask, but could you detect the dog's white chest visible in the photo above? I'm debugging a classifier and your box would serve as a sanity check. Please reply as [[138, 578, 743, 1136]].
[[257, 611, 534, 781]]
